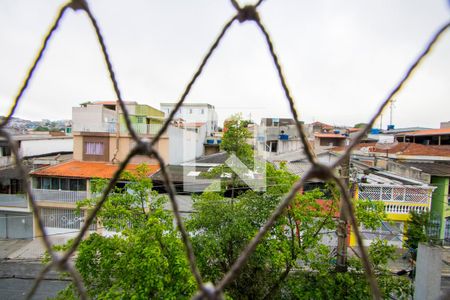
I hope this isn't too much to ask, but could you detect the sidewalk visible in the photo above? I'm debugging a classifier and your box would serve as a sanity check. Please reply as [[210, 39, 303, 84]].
[[0, 233, 77, 261]]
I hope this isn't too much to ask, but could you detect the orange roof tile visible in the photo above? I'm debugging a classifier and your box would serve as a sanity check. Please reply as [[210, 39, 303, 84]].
[[347, 127, 362, 133], [31, 160, 160, 179], [397, 128, 450, 136], [311, 121, 333, 129], [315, 133, 347, 139], [333, 142, 450, 157], [183, 122, 206, 128]]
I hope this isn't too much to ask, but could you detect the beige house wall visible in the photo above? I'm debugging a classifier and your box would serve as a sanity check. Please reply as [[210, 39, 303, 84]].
[[73, 135, 83, 161]]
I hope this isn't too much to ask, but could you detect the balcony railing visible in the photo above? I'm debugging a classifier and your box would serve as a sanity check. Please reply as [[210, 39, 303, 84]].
[[358, 184, 433, 204], [32, 189, 88, 203], [72, 122, 163, 136], [0, 194, 27, 208], [120, 123, 162, 135], [0, 156, 13, 167], [72, 122, 116, 133], [384, 204, 428, 215]]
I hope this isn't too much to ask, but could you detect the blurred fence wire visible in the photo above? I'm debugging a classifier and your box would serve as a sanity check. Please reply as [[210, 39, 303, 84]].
[[0, 0, 449, 299]]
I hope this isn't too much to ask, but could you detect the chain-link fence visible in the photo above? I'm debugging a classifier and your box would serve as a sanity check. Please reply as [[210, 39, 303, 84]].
[[0, 0, 449, 299]]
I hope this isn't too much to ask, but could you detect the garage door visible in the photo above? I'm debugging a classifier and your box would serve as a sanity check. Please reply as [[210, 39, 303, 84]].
[[0, 212, 33, 239]]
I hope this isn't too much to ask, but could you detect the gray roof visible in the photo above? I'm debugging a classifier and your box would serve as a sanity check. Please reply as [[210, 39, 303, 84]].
[[399, 162, 450, 177], [188, 152, 229, 165]]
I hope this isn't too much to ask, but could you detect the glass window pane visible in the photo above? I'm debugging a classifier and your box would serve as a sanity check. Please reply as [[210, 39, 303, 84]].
[[51, 178, 59, 190], [60, 178, 69, 190], [42, 177, 51, 189], [70, 179, 78, 191], [78, 179, 86, 191]]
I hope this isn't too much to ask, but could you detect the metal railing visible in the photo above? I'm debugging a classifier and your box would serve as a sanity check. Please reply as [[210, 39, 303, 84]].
[[32, 189, 88, 203], [0, 156, 14, 167], [358, 184, 433, 204]]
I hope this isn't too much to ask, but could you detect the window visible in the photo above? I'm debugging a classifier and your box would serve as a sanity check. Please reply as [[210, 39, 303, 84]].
[[137, 116, 145, 123], [42, 177, 51, 189], [51, 178, 59, 190], [85, 142, 104, 155]]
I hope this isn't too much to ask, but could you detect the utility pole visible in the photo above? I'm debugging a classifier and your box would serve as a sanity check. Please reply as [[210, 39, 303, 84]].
[[336, 154, 350, 272]]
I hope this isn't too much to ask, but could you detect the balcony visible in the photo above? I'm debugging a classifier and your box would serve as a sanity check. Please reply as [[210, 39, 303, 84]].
[[32, 189, 88, 203], [72, 122, 163, 136], [0, 156, 13, 167], [0, 194, 27, 208], [73, 122, 116, 133], [358, 183, 434, 215], [120, 123, 163, 135]]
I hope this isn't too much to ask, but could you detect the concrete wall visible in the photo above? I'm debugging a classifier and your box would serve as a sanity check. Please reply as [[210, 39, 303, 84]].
[[73, 135, 83, 161], [387, 161, 431, 183], [168, 126, 204, 164], [431, 176, 450, 239], [20, 138, 73, 158], [72, 105, 116, 132], [160, 103, 218, 135], [414, 243, 442, 300]]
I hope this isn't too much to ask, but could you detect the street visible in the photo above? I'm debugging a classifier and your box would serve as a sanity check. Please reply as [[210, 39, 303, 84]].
[[0, 278, 68, 300]]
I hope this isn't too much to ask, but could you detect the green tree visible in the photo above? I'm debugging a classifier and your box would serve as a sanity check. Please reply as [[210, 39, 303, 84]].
[[187, 164, 337, 299], [53, 165, 195, 299], [405, 210, 433, 259]]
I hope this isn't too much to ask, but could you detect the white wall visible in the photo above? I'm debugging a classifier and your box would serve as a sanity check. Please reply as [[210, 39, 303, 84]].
[[72, 105, 116, 132], [168, 125, 205, 164], [20, 138, 73, 157], [160, 103, 218, 135]]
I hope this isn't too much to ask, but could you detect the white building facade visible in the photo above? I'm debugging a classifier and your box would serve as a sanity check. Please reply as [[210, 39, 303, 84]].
[[160, 103, 218, 135]]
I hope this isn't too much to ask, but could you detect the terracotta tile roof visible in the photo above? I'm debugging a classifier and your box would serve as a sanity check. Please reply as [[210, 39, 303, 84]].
[[92, 101, 137, 106], [333, 142, 450, 157], [347, 127, 362, 133], [315, 133, 347, 139], [396, 128, 450, 136], [183, 122, 206, 128], [311, 121, 333, 129], [30, 160, 160, 179]]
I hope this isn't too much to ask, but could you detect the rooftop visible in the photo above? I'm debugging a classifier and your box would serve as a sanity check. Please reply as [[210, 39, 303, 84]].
[[333, 142, 450, 157], [396, 128, 450, 136], [314, 133, 347, 139], [397, 162, 450, 177], [30, 160, 160, 179]]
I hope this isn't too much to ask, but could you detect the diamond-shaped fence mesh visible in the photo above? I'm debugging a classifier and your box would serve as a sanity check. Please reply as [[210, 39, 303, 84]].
[[0, 0, 449, 299]]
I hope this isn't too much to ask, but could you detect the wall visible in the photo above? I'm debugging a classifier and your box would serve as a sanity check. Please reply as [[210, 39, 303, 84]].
[[431, 176, 449, 239], [72, 105, 116, 132], [160, 103, 217, 135], [20, 138, 73, 158], [387, 161, 431, 183], [168, 126, 204, 164]]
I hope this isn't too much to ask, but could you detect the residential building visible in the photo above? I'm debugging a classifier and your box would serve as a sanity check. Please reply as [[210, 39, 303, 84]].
[[335, 142, 450, 246], [254, 118, 303, 156], [160, 103, 218, 136], [21, 100, 167, 236], [395, 128, 450, 145], [72, 101, 168, 164], [30, 161, 159, 236], [0, 132, 73, 239]]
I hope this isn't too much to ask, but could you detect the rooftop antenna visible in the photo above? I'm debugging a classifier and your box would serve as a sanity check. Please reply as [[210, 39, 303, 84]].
[[389, 99, 396, 126]]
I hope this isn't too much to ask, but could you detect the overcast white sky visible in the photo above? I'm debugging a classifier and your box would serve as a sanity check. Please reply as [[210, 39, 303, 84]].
[[1, 0, 449, 128]]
